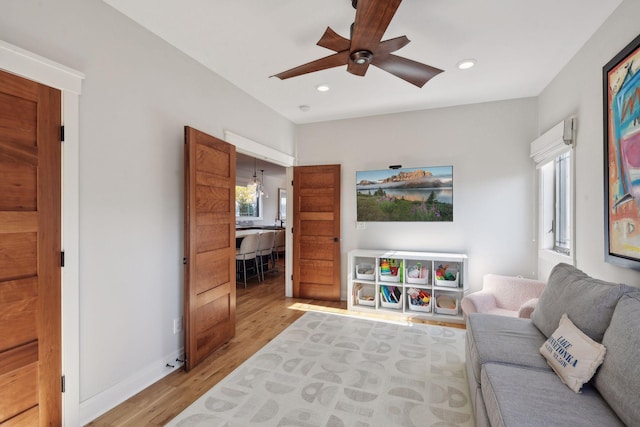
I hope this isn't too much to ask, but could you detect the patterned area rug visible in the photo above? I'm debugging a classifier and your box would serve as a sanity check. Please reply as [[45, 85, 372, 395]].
[[167, 311, 474, 427]]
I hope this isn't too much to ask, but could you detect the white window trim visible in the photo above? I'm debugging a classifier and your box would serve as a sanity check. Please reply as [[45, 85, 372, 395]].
[[531, 117, 577, 268]]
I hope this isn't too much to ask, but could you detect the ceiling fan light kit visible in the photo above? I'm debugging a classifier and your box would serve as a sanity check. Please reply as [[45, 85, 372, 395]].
[[350, 50, 373, 65], [272, 0, 443, 88]]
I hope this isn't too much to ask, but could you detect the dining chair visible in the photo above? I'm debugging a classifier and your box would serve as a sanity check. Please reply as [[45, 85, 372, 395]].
[[235, 233, 259, 288], [273, 230, 286, 259], [271, 229, 285, 271], [255, 231, 275, 281]]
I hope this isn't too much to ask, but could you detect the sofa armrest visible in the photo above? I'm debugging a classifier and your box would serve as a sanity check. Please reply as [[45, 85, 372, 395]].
[[461, 292, 497, 315], [517, 298, 539, 319]]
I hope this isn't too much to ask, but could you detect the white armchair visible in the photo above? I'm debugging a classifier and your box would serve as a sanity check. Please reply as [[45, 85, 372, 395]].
[[461, 274, 546, 319]]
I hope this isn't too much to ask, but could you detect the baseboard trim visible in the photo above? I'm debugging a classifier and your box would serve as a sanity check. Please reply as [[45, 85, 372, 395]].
[[79, 347, 184, 425]]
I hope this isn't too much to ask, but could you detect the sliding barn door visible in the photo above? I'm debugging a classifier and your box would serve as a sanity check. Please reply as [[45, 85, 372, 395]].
[[183, 127, 236, 371], [0, 69, 62, 424], [292, 165, 341, 301]]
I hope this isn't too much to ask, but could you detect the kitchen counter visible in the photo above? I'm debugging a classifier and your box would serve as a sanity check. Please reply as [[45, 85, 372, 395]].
[[235, 225, 285, 231]]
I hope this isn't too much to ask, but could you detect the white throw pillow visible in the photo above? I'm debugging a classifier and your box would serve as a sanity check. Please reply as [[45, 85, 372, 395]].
[[539, 313, 606, 393]]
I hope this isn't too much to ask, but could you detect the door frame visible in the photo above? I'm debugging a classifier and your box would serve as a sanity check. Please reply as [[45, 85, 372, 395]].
[[0, 40, 85, 426], [223, 130, 295, 296]]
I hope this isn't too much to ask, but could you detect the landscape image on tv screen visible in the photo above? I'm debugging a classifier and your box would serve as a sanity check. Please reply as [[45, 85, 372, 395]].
[[356, 166, 453, 222]]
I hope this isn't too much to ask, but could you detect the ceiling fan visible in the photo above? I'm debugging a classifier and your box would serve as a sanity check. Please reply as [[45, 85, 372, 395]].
[[272, 0, 443, 88]]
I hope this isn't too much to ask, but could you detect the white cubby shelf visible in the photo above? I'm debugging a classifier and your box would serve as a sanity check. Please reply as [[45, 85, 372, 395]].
[[348, 249, 468, 324]]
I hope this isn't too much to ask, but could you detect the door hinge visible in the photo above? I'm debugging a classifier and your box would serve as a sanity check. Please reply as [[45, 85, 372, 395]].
[[291, 180, 294, 186], [60, 125, 65, 142], [291, 274, 293, 281], [183, 257, 187, 265], [60, 251, 65, 267], [291, 228, 293, 234], [61, 375, 65, 393]]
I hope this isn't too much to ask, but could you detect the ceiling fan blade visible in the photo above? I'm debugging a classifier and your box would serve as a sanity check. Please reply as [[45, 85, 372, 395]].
[[347, 0, 403, 76], [347, 61, 370, 77], [317, 27, 350, 52], [377, 35, 410, 55], [272, 51, 350, 80], [372, 54, 443, 88], [351, 0, 403, 52]]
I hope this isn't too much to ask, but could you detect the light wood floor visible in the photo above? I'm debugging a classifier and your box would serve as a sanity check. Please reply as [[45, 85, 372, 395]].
[[86, 260, 464, 426]]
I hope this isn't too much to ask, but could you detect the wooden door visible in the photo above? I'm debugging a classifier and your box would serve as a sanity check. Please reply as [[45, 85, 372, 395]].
[[183, 126, 236, 371], [293, 165, 341, 301], [0, 70, 62, 424]]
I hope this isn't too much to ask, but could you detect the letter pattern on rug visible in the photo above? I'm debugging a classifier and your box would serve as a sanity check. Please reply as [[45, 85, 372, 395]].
[[168, 311, 473, 427]]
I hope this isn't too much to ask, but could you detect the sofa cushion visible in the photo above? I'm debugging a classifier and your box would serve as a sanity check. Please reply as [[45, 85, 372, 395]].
[[540, 314, 606, 393], [466, 314, 549, 386], [593, 292, 640, 427], [481, 363, 624, 427], [531, 263, 633, 342]]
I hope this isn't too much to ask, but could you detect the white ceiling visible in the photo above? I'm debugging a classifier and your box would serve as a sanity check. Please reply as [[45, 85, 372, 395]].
[[103, 0, 621, 125]]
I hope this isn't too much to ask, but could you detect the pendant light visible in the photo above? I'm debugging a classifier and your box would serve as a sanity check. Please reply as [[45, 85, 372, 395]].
[[247, 158, 261, 189], [260, 169, 268, 198]]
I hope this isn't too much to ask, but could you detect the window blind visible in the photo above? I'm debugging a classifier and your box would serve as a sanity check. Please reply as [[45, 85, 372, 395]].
[[530, 117, 576, 166]]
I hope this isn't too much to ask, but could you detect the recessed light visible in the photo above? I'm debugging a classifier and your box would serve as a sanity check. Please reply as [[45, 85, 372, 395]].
[[457, 59, 476, 70], [316, 84, 330, 92], [299, 105, 311, 112]]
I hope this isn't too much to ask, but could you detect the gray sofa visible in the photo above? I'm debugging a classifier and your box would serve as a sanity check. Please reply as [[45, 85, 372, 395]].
[[465, 263, 640, 427]]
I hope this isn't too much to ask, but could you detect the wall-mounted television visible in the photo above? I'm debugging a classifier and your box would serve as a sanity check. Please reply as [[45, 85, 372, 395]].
[[356, 166, 453, 222]]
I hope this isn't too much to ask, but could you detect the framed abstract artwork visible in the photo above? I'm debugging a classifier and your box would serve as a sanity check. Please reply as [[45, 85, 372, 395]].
[[356, 166, 453, 222], [603, 33, 640, 269]]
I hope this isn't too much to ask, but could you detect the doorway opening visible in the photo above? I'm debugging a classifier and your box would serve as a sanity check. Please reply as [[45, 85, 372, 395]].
[[225, 131, 294, 296]]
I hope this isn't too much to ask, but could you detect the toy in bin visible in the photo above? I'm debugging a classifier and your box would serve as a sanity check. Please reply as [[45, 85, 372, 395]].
[[436, 264, 459, 287], [435, 294, 458, 315], [406, 262, 428, 284], [436, 294, 456, 309], [357, 265, 374, 275], [356, 264, 375, 280], [407, 263, 428, 279], [407, 288, 430, 307], [380, 258, 399, 276], [379, 258, 401, 282], [380, 259, 391, 274]]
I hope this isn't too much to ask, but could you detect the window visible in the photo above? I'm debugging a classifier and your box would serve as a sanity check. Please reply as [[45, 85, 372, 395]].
[[236, 184, 262, 219], [539, 152, 571, 256], [554, 152, 571, 254], [531, 118, 576, 263]]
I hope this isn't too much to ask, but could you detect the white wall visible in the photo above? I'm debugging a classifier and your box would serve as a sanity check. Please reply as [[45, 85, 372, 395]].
[[0, 0, 295, 423], [537, 0, 640, 285], [296, 98, 539, 296]]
